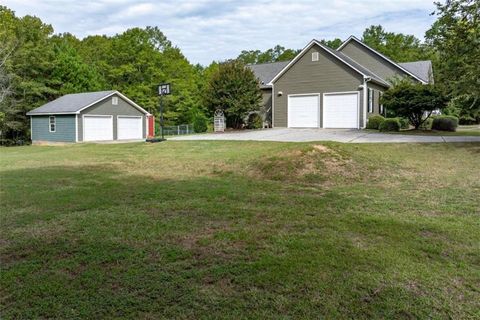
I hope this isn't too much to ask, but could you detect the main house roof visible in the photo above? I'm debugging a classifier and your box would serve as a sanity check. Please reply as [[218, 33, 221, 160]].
[[248, 61, 290, 88], [27, 90, 150, 116], [249, 36, 432, 88]]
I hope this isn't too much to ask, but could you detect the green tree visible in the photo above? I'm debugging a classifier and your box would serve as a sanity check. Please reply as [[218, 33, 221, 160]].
[[362, 25, 433, 62], [204, 60, 262, 128], [381, 81, 447, 129], [237, 45, 299, 64], [320, 38, 343, 49], [426, 0, 480, 124]]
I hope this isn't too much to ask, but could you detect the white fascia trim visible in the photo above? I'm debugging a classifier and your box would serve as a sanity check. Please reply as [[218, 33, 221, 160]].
[[268, 39, 379, 86], [76, 91, 151, 115], [338, 36, 428, 84]]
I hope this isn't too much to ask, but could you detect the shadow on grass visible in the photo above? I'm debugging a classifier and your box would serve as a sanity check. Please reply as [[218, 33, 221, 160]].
[[1, 164, 479, 319]]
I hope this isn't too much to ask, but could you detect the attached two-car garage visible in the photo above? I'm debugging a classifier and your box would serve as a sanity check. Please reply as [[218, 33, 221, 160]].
[[287, 92, 359, 129]]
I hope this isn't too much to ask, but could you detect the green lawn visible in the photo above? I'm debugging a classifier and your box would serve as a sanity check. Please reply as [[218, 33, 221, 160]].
[[367, 125, 480, 136], [1, 141, 479, 319]]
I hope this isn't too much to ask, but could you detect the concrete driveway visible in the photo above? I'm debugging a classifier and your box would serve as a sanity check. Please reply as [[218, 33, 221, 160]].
[[170, 128, 480, 143]]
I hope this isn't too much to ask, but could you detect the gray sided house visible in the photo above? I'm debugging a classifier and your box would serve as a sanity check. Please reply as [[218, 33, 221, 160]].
[[27, 91, 151, 143], [248, 36, 433, 129]]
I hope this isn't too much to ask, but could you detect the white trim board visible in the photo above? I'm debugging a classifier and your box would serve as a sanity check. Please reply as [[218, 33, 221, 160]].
[[337, 36, 428, 84]]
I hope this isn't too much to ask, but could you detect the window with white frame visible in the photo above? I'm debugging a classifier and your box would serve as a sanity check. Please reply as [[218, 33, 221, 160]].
[[312, 52, 319, 62], [368, 88, 373, 113], [49, 116, 56, 132], [112, 96, 118, 105]]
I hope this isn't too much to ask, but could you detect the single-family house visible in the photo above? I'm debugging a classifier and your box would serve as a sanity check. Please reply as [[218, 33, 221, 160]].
[[249, 36, 433, 129]]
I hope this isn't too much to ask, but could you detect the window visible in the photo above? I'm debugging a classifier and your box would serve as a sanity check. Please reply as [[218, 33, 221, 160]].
[[368, 88, 373, 113], [379, 92, 384, 115], [112, 97, 118, 105], [312, 52, 319, 61], [49, 116, 56, 132]]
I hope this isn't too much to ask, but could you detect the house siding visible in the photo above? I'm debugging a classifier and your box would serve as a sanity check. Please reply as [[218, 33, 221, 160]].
[[339, 41, 409, 83], [261, 88, 273, 125], [273, 44, 365, 128], [31, 115, 76, 142], [367, 82, 386, 118], [77, 93, 146, 141]]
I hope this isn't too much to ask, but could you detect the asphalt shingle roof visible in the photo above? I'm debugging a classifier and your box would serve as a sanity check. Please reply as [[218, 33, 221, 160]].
[[248, 61, 290, 88], [26, 90, 117, 115], [399, 61, 432, 83]]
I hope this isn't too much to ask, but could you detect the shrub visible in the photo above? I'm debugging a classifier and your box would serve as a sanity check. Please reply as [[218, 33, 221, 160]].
[[381, 81, 447, 129], [419, 117, 433, 130], [192, 114, 208, 133], [397, 118, 410, 129], [432, 116, 459, 132], [246, 113, 263, 129], [379, 118, 401, 132], [366, 115, 385, 129]]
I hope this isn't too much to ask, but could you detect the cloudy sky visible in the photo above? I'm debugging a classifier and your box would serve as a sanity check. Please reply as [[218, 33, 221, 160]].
[[4, 0, 437, 65]]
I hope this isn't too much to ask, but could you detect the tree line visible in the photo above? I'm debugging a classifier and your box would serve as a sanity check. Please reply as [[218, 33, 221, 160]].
[[0, 0, 478, 143]]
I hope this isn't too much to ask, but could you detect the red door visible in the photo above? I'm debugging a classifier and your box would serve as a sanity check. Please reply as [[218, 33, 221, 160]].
[[147, 115, 155, 138]]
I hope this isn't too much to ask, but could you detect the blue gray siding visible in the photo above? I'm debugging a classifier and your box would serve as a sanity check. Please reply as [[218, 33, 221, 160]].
[[31, 115, 76, 142]]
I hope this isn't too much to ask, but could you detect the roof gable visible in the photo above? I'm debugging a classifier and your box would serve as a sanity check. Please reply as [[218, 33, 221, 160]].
[[27, 91, 150, 116], [269, 40, 389, 87], [337, 36, 428, 84]]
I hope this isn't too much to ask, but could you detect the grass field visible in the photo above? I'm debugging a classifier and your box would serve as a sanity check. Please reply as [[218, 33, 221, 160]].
[[1, 141, 479, 319], [367, 125, 480, 136]]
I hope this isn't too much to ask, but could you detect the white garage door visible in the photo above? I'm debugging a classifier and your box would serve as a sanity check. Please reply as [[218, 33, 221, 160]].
[[288, 95, 320, 128], [117, 116, 143, 140], [83, 116, 113, 141], [323, 93, 359, 128]]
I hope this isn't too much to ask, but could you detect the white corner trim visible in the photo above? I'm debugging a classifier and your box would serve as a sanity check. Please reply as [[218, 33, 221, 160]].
[[30, 116, 33, 141], [337, 36, 428, 84]]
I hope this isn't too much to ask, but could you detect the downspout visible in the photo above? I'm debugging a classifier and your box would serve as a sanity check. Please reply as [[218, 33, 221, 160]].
[[362, 76, 371, 129]]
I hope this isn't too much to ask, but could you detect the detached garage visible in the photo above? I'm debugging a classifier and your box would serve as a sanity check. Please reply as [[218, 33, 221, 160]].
[[27, 90, 154, 143]]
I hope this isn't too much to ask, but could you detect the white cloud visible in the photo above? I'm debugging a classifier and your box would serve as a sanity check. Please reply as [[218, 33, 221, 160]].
[[3, 0, 437, 65]]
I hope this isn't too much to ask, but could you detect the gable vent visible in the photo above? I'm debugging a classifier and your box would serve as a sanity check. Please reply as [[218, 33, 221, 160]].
[[112, 97, 118, 105], [312, 52, 319, 62]]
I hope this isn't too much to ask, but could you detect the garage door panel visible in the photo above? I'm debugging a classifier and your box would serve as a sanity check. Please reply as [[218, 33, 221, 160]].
[[323, 93, 358, 128], [118, 116, 143, 140], [288, 95, 319, 128], [84, 116, 113, 141]]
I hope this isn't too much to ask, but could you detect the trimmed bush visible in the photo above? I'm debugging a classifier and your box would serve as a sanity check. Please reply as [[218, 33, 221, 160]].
[[419, 117, 433, 130], [379, 118, 401, 132], [432, 115, 459, 132], [397, 118, 410, 129], [366, 115, 385, 129], [246, 113, 263, 129], [192, 114, 208, 133]]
